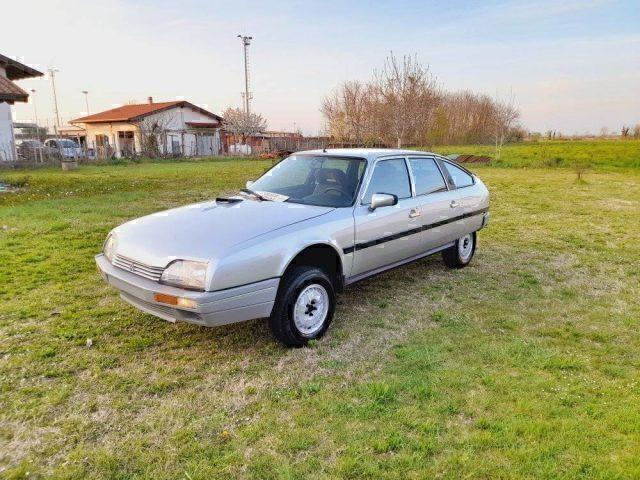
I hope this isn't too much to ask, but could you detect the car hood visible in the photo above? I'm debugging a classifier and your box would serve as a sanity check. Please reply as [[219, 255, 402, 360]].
[[111, 199, 333, 267]]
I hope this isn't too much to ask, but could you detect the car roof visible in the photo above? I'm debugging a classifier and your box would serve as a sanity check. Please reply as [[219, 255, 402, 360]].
[[294, 148, 439, 161]]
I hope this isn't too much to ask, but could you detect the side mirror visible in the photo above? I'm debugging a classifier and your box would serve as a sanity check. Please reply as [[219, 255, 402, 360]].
[[369, 193, 398, 211], [245, 180, 254, 189]]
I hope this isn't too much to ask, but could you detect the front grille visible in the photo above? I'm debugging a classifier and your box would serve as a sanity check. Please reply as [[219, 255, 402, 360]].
[[113, 254, 165, 282]]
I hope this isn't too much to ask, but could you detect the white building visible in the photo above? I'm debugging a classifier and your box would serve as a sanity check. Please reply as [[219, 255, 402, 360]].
[[71, 98, 223, 158], [0, 54, 43, 161]]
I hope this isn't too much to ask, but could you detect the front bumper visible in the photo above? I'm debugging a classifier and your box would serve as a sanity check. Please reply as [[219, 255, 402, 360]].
[[480, 211, 490, 229], [96, 254, 278, 327]]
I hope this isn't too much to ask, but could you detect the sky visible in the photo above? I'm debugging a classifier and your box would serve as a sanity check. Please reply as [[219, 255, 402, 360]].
[[3, 0, 639, 135]]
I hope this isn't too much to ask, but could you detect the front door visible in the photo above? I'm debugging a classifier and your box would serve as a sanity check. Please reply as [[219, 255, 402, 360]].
[[197, 134, 214, 155], [351, 158, 423, 277]]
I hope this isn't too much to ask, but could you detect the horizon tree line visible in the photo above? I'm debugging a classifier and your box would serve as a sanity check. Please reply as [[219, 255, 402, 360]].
[[321, 53, 522, 154]]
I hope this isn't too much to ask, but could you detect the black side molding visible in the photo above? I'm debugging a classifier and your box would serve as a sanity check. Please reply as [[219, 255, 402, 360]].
[[343, 207, 488, 254]]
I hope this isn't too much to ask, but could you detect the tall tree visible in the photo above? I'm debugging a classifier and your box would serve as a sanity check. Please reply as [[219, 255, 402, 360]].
[[492, 93, 519, 160], [373, 53, 439, 148]]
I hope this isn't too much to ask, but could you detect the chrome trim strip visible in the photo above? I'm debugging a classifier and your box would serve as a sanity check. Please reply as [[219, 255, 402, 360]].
[[113, 254, 164, 281]]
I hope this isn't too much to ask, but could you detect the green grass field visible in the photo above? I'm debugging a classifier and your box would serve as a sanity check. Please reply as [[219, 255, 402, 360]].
[[1, 141, 639, 478], [429, 139, 640, 170]]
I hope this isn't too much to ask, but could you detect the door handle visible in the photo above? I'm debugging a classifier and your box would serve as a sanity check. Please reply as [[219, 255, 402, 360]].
[[409, 208, 421, 218], [450, 200, 458, 208]]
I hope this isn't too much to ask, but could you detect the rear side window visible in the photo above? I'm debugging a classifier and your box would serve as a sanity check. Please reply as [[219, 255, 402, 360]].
[[443, 161, 474, 188], [362, 158, 411, 204], [409, 158, 447, 195]]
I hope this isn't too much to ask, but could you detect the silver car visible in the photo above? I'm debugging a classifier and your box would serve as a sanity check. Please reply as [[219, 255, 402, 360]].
[[96, 149, 489, 346], [44, 138, 82, 159]]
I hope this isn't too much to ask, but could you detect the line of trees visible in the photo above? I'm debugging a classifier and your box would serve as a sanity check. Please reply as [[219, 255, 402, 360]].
[[321, 53, 522, 153], [621, 125, 640, 138]]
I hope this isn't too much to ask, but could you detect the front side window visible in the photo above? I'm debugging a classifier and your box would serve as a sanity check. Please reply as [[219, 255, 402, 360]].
[[249, 155, 366, 207], [409, 158, 447, 195], [443, 161, 474, 188], [362, 158, 411, 204]]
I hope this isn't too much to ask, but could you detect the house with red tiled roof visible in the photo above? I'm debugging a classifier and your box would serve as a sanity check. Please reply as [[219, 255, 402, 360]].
[[0, 54, 43, 161], [71, 97, 223, 158]]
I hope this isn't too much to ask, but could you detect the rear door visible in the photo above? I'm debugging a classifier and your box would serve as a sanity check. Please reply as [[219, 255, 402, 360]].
[[439, 159, 484, 237], [351, 158, 423, 277], [407, 156, 460, 250]]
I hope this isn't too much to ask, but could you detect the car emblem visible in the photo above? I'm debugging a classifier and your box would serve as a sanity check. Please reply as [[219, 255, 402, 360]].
[[129, 264, 135, 272]]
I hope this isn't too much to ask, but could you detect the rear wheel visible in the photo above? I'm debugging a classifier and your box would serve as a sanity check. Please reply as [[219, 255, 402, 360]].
[[269, 266, 336, 346], [442, 232, 476, 268]]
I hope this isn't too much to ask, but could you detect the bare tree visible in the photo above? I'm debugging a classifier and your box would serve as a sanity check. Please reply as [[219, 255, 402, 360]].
[[435, 91, 496, 145], [621, 126, 630, 137], [634, 124, 640, 139], [321, 81, 372, 144], [372, 53, 439, 148], [137, 116, 171, 158], [320, 54, 521, 149], [320, 89, 349, 142], [492, 92, 519, 160], [222, 107, 267, 143]]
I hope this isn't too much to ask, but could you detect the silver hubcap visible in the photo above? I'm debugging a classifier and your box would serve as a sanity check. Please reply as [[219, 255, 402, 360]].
[[458, 234, 473, 262], [293, 284, 329, 337]]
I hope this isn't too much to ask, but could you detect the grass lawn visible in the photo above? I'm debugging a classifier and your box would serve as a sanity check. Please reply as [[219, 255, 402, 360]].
[[429, 138, 640, 169], [1, 147, 639, 478]]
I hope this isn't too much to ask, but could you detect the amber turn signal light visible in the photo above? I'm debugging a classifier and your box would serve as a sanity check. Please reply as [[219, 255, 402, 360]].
[[153, 293, 197, 309], [154, 293, 178, 305]]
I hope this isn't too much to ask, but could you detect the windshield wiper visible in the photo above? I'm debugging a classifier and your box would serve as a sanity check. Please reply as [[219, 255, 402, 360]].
[[240, 188, 270, 201]]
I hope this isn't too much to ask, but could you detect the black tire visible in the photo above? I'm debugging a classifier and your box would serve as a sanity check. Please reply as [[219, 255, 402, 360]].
[[442, 232, 477, 269], [269, 266, 336, 347]]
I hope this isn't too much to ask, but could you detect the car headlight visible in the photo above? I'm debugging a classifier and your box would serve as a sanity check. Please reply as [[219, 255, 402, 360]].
[[103, 234, 117, 263], [160, 260, 208, 291]]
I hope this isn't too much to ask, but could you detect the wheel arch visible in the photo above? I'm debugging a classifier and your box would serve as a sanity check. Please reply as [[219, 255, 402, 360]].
[[281, 243, 345, 292]]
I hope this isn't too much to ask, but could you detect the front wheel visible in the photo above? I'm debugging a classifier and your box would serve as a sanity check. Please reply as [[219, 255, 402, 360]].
[[442, 232, 476, 269], [269, 266, 336, 346]]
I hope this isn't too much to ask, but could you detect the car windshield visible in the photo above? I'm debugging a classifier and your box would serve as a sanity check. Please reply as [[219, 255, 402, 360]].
[[60, 140, 78, 147], [249, 155, 366, 207]]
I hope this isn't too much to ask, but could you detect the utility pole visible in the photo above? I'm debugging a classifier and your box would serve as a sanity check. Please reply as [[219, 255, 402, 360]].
[[48, 67, 61, 132], [30, 89, 43, 163], [82, 90, 90, 115], [237, 34, 253, 120]]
